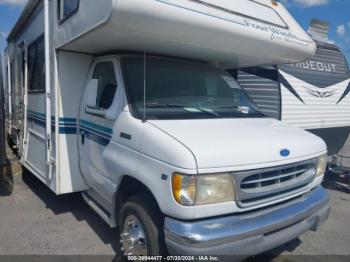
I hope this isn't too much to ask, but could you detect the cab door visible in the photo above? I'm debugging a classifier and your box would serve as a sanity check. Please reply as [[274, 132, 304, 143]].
[[78, 58, 121, 201]]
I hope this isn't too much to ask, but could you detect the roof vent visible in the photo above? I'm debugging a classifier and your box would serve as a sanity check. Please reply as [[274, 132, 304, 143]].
[[308, 19, 330, 43]]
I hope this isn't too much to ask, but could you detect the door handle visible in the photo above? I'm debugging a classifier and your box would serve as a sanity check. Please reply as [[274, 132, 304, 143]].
[[81, 131, 85, 145]]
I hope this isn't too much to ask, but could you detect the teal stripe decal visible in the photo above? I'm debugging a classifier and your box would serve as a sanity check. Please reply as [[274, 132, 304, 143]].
[[80, 120, 113, 135]]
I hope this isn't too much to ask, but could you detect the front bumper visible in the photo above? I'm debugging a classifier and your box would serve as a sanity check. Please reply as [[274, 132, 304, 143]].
[[164, 186, 330, 257]]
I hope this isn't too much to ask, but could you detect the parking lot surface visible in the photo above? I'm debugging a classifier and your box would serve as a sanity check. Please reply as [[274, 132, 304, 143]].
[[0, 149, 350, 261]]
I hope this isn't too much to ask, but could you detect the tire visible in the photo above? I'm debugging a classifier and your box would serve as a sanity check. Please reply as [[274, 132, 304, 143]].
[[118, 194, 167, 256]]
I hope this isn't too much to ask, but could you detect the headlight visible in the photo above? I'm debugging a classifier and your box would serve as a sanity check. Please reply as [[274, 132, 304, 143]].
[[172, 172, 235, 206], [316, 154, 328, 177], [172, 174, 196, 206]]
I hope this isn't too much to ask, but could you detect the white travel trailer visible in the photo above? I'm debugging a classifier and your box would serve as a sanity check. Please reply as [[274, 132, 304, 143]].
[[2, 0, 330, 258], [237, 19, 350, 156]]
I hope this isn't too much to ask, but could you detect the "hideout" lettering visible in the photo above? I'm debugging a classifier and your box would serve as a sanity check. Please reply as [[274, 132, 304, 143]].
[[291, 60, 336, 72]]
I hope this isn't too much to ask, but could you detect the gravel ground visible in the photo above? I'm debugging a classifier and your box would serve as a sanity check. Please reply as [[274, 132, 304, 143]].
[[0, 150, 349, 261]]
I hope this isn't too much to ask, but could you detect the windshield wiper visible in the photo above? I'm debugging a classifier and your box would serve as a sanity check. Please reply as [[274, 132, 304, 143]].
[[217, 106, 265, 116], [198, 108, 220, 117], [145, 103, 220, 117], [145, 103, 185, 108], [216, 105, 248, 112]]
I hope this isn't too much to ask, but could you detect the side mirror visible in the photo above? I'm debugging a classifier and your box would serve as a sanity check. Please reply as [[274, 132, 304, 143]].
[[87, 79, 98, 108]]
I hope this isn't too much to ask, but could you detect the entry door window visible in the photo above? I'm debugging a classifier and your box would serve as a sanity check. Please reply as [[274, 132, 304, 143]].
[[21, 49, 26, 88], [92, 62, 118, 110], [28, 35, 45, 93], [10, 62, 15, 94], [59, 0, 79, 22]]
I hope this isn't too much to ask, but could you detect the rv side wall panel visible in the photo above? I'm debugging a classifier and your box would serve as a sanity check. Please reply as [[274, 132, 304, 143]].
[[8, 2, 44, 143], [238, 67, 281, 120], [57, 51, 91, 194], [54, 0, 114, 49]]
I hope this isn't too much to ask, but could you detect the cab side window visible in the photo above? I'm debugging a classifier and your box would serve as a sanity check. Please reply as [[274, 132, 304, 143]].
[[92, 62, 117, 110]]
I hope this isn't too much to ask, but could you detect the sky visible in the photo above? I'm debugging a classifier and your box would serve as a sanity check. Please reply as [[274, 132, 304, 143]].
[[0, 0, 349, 62]]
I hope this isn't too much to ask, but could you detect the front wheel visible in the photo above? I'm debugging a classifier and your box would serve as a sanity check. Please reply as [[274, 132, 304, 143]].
[[118, 194, 167, 256]]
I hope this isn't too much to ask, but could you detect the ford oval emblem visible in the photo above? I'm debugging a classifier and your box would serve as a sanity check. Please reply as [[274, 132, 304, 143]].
[[280, 149, 290, 157]]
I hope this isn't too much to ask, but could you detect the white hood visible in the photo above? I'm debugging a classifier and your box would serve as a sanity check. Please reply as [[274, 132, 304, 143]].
[[149, 118, 326, 170]]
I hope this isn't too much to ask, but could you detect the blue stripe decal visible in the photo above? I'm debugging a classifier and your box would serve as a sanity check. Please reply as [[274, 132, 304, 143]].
[[79, 120, 113, 146], [83, 130, 111, 147], [60, 118, 78, 134], [27, 115, 47, 128], [27, 110, 78, 134], [26, 111, 113, 146], [27, 110, 46, 118], [80, 120, 113, 134], [80, 124, 112, 139], [27, 114, 45, 123], [60, 118, 77, 123], [59, 127, 78, 134]]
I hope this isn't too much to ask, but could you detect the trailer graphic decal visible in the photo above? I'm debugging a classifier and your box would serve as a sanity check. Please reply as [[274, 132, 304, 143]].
[[303, 87, 338, 98], [278, 73, 305, 104], [337, 82, 350, 104]]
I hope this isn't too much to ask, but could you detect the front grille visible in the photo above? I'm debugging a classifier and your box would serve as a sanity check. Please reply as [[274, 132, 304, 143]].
[[234, 160, 316, 208], [241, 163, 314, 191]]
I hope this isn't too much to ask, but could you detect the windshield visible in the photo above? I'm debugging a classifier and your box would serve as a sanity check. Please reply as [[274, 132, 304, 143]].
[[121, 57, 265, 120]]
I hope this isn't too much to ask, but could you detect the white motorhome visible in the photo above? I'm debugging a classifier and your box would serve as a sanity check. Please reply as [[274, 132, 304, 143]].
[[2, 0, 330, 258]]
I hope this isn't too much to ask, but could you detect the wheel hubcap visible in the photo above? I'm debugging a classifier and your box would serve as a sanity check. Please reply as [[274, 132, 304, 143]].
[[120, 215, 147, 256]]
